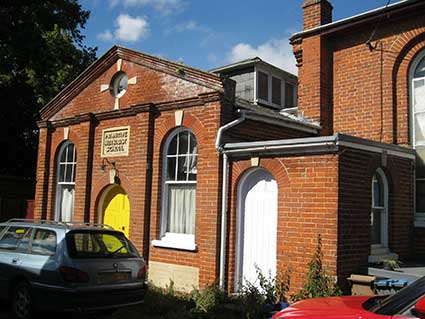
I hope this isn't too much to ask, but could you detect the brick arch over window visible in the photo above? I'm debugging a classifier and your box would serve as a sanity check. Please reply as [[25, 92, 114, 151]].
[[53, 139, 77, 222], [391, 30, 425, 144], [363, 154, 413, 256], [47, 128, 82, 219], [151, 113, 206, 238], [226, 158, 290, 292], [154, 113, 206, 147]]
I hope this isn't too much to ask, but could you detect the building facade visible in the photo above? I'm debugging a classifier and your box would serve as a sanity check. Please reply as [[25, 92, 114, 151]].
[[34, 0, 425, 293]]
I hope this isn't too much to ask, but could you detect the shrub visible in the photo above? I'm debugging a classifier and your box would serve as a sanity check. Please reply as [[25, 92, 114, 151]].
[[293, 234, 341, 301], [191, 282, 225, 314], [239, 281, 267, 319]]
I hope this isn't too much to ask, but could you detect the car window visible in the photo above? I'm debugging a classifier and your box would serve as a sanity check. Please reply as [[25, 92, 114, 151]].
[[66, 231, 139, 258], [369, 276, 425, 315], [31, 229, 57, 256], [0, 227, 32, 252], [0, 226, 6, 238]]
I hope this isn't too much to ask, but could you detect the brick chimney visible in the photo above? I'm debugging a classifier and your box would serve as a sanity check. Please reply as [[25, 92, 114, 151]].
[[303, 0, 333, 30]]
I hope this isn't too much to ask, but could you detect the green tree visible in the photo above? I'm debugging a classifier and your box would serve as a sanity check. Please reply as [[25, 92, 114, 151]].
[[0, 0, 96, 177]]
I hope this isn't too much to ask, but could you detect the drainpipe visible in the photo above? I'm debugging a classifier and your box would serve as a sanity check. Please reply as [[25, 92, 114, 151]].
[[216, 114, 246, 290]]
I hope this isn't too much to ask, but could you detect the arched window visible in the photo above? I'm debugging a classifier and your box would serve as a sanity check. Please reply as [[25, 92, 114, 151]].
[[153, 128, 198, 250], [411, 51, 425, 225], [369, 168, 394, 263], [371, 170, 388, 247], [55, 142, 77, 222]]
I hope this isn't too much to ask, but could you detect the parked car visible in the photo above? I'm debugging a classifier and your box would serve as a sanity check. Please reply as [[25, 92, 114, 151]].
[[273, 275, 425, 319], [0, 219, 147, 319]]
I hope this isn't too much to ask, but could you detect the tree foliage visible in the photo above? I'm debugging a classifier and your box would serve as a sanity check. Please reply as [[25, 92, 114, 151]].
[[0, 0, 96, 177]]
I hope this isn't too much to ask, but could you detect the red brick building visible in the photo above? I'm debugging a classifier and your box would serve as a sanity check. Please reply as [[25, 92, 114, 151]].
[[34, 0, 424, 292]]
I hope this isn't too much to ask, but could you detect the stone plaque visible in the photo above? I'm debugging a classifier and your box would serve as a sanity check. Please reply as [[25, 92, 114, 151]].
[[101, 126, 130, 157]]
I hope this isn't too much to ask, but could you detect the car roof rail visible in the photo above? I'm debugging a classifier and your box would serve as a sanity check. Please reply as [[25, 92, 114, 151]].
[[6, 219, 114, 230], [63, 222, 115, 230]]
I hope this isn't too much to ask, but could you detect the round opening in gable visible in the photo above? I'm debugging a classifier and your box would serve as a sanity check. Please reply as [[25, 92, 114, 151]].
[[110, 71, 128, 98]]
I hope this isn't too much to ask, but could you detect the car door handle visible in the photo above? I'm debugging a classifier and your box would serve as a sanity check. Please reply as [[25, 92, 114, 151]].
[[12, 258, 19, 264]]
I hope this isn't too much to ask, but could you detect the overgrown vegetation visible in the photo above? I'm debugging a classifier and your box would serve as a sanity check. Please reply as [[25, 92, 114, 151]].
[[115, 234, 341, 319], [292, 234, 341, 301]]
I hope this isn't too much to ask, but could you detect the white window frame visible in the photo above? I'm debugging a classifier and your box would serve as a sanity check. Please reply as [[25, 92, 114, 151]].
[[254, 66, 297, 110], [54, 141, 76, 222], [370, 168, 389, 248], [152, 127, 197, 251], [410, 50, 425, 227]]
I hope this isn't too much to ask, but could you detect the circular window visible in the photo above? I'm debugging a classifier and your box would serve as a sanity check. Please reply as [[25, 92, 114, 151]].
[[110, 71, 128, 98]]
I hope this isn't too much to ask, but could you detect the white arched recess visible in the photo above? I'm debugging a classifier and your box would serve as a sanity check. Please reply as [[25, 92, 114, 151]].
[[410, 49, 425, 226], [235, 167, 278, 291]]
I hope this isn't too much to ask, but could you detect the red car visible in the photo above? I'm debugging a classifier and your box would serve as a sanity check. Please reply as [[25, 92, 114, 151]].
[[273, 276, 425, 319]]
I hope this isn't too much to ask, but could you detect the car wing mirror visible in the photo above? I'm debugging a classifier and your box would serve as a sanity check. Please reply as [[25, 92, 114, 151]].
[[412, 297, 425, 319]]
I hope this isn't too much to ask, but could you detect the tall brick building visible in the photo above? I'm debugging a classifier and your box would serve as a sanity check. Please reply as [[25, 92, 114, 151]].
[[34, 0, 424, 292]]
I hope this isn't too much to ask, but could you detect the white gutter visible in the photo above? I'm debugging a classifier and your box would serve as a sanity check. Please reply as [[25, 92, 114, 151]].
[[223, 141, 337, 155], [215, 114, 246, 151], [216, 114, 246, 290]]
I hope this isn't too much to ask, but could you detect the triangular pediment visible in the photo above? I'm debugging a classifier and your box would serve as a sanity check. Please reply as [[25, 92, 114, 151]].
[[40, 46, 224, 121]]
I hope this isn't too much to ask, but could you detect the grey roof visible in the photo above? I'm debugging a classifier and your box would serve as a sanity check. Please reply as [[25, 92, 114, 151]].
[[210, 58, 297, 79], [234, 97, 321, 132], [290, 0, 422, 42], [223, 132, 415, 159]]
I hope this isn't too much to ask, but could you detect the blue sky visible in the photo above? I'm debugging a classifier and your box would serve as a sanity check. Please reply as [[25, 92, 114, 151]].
[[80, 0, 393, 74]]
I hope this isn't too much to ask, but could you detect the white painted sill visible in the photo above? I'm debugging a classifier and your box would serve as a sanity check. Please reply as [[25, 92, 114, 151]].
[[152, 233, 197, 251]]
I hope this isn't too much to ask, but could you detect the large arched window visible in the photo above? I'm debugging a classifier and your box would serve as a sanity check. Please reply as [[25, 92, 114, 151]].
[[153, 128, 198, 250], [411, 51, 425, 226], [55, 141, 77, 222]]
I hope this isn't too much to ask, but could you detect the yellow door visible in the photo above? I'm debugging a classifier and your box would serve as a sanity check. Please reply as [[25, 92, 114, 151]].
[[102, 186, 130, 237]]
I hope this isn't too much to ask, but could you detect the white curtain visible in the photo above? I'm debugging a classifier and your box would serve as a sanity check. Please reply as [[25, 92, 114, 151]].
[[167, 185, 195, 234], [60, 185, 74, 222]]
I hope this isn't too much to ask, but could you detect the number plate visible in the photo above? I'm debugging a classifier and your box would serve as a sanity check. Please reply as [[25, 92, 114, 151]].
[[97, 272, 130, 284]]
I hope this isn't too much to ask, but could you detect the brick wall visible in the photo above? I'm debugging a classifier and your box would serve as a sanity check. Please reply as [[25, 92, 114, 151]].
[[34, 54, 228, 289], [294, 4, 425, 144], [226, 154, 339, 293], [149, 101, 223, 287], [337, 147, 414, 284], [332, 15, 425, 144], [293, 2, 425, 260]]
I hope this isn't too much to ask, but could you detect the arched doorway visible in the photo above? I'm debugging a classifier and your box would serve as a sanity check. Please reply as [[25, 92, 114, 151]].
[[235, 168, 278, 291], [99, 185, 130, 237]]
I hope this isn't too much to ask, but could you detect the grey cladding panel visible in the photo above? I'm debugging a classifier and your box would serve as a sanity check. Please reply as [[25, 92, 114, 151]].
[[226, 67, 255, 102]]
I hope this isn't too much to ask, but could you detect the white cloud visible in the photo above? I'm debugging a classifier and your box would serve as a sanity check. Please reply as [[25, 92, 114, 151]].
[[115, 14, 149, 42], [97, 14, 149, 43], [97, 30, 114, 41], [165, 20, 211, 36], [110, 0, 187, 15], [226, 37, 298, 74]]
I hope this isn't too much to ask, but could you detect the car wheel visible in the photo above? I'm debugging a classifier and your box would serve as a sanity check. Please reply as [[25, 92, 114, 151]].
[[12, 281, 33, 319]]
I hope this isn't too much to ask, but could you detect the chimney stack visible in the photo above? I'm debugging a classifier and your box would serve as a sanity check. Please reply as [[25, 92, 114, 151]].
[[302, 0, 333, 30]]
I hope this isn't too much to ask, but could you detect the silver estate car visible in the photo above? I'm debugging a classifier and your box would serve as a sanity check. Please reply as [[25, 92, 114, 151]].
[[0, 219, 147, 319]]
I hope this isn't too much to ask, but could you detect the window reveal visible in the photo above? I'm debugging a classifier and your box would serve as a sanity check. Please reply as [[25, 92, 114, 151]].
[[164, 130, 197, 235], [56, 142, 77, 222]]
